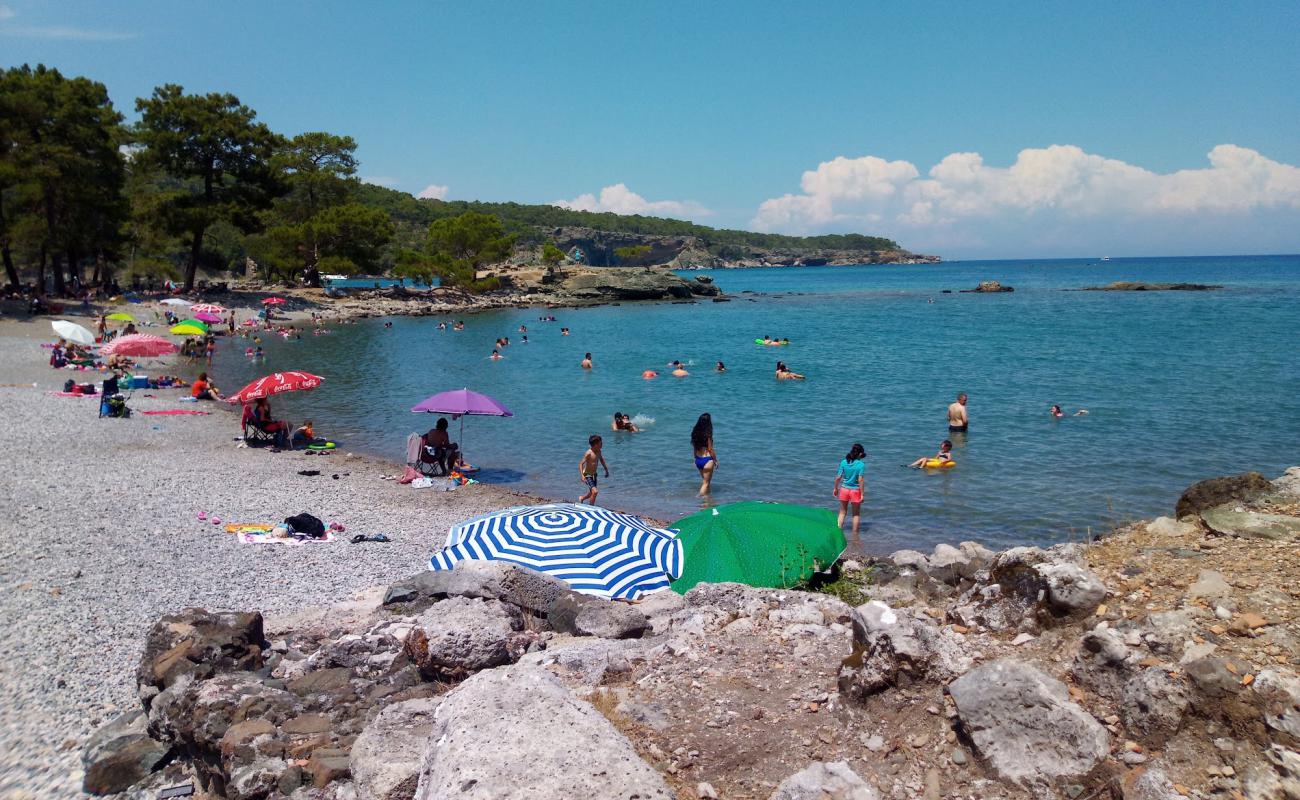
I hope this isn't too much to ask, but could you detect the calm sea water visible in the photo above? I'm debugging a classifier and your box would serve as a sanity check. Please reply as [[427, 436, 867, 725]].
[[214, 256, 1300, 552]]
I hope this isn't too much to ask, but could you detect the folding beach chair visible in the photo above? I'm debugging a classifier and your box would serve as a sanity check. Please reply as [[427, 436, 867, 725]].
[[98, 375, 131, 419], [240, 403, 278, 447]]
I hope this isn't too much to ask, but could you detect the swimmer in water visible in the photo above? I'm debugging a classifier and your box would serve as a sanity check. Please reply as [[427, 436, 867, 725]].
[[642, 370, 658, 379], [612, 412, 639, 433], [519, 324, 527, 333], [489, 349, 502, 360], [521, 335, 528, 344], [581, 352, 592, 369], [715, 361, 727, 373], [908, 439, 953, 469], [672, 365, 689, 377], [1052, 404, 1089, 417], [947, 393, 968, 433], [775, 361, 805, 380]]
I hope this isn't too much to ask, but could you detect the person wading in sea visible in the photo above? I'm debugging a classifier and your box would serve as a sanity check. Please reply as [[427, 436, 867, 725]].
[[948, 393, 968, 433]]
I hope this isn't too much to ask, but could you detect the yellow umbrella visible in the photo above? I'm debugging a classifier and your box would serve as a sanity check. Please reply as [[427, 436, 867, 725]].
[[170, 323, 207, 336], [106, 312, 136, 322]]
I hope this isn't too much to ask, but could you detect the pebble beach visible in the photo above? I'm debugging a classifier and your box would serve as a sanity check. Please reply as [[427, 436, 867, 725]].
[[0, 316, 534, 798]]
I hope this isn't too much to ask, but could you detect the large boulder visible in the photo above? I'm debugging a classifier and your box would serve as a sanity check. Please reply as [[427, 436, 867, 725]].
[[547, 593, 650, 639], [413, 665, 672, 799], [404, 597, 536, 681], [1174, 471, 1272, 519], [1121, 668, 1190, 746], [947, 660, 1110, 793], [1070, 624, 1141, 699], [385, 562, 572, 615], [351, 698, 440, 800], [81, 710, 171, 795], [838, 601, 971, 699], [1038, 562, 1107, 618], [136, 609, 266, 699], [1199, 507, 1300, 541], [769, 761, 879, 800]]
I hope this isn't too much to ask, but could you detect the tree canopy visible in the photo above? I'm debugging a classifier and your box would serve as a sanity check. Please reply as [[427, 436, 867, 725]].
[[426, 211, 515, 293]]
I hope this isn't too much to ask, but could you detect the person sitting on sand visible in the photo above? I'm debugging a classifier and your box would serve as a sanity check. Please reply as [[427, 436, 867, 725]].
[[252, 398, 288, 448], [423, 418, 461, 473], [581, 352, 593, 369], [775, 361, 805, 380], [578, 434, 609, 505], [612, 412, 639, 433], [291, 420, 323, 449], [192, 372, 221, 401], [908, 439, 953, 469], [49, 342, 67, 369]]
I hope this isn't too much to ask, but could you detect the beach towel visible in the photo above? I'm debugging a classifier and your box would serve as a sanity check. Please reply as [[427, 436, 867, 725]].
[[405, 432, 421, 465], [239, 530, 337, 545], [141, 410, 211, 416], [49, 391, 99, 398], [224, 523, 274, 535]]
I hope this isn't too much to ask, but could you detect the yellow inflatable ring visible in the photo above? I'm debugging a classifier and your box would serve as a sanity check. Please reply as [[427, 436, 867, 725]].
[[923, 459, 955, 469]]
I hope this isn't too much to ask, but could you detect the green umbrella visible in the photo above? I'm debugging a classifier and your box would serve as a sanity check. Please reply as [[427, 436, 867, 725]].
[[669, 502, 847, 593], [170, 319, 208, 336]]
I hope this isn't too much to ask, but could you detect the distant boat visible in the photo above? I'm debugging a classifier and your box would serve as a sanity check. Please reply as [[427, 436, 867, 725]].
[[1100, 256, 1111, 262], [321, 273, 348, 281]]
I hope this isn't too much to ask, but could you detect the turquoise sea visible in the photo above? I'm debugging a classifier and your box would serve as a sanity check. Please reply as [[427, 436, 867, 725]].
[[214, 255, 1300, 553]]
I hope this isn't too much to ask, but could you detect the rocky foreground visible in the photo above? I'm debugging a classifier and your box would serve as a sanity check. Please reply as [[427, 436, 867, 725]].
[[84, 469, 1300, 800]]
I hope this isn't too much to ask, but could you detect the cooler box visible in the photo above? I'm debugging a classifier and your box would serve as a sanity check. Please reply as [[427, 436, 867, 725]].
[[129, 375, 149, 389]]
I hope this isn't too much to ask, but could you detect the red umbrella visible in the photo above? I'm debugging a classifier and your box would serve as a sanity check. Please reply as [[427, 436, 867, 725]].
[[262, 297, 286, 305], [226, 371, 323, 404], [100, 334, 180, 358], [191, 303, 227, 314]]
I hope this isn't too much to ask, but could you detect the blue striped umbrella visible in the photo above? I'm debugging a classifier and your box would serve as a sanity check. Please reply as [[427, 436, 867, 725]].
[[430, 503, 683, 600]]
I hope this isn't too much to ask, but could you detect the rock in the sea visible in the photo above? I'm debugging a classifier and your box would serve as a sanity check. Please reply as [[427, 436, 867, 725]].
[[839, 601, 971, 699], [1122, 667, 1190, 746], [547, 593, 650, 639], [405, 597, 534, 680], [768, 760, 879, 800], [413, 665, 672, 799], [136, 608, 267, 697], [962, 280, 1014, 293], [351, 698, 440, 800], [947, 659, 1110, 792], [1200, 506, 1300, 541], [81, 710, 171, 795], [1174, 471, 1272, 519]]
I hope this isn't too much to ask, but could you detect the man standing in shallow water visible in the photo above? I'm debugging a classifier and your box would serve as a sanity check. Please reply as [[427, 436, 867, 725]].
[[948, 393, 968, 433]]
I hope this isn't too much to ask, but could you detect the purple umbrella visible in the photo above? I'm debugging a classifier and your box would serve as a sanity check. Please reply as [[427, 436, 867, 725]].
[[193, 311, 222, 324], [411, 388, 513, 465]]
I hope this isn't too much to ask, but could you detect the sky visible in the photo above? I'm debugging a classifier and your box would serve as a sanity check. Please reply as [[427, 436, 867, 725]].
[[3, 1, 1299, 259]]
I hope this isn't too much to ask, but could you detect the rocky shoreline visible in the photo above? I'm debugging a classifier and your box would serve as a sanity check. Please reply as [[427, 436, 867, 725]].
[[80, 467, 1300, 799]]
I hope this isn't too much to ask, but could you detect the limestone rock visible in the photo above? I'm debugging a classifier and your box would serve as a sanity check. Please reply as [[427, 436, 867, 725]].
[[1253, 669, 1300, 744], [927, 543, 977, 584], [413, 665, 671, 799], [1122, 668, 1190, 746], [1200, 507, 1300, 541], [947, 659, 1110, 792], [136, 608, 266, 698], [1123, 766, 1185, 800], [1184, 657, 1245, 699], [548, 593, 650, 639], [1145, 516, 1197, 537], [1188, 569, 1233, 599], [839, 602, 971, 699], [351, 698, 440, 800], [889, 549, 929, 573], [769, 760, 879, 800], [1175, 471, 1272, 518], [391, 561, 574, 614], [81, 710, 171, 795], [1071, 624, 1140, 699], [1037, 562, 1107, 618], [405, 597, 533, 680]]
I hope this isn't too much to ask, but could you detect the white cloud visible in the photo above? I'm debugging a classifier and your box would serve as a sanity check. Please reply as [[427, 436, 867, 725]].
[[0, 6, 133, 40], [360, 176, 400, 187], [554, 183, 712, 220], [751, 145, 1300, 256], [417, 184, 449, 200]]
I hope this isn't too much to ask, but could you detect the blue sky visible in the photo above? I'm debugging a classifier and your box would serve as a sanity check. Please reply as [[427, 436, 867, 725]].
[[4, 1, 1299, 258]]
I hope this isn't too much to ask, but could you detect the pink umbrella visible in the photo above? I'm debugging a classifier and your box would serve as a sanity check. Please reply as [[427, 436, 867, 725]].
[[193, 312, 222, 324], [191, 304, 227, 314], [100, 334, 179, 358], [241, 319, 258, 327], [411, 388, 512, 460], [226, 371, 324, 404], [262, 297, 286, 305]]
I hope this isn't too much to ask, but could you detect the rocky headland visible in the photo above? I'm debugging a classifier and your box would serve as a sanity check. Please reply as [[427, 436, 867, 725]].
[[82, 467, 1300, 800]]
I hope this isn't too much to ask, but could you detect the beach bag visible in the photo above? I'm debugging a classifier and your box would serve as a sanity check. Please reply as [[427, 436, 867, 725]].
[[63, 379, 75, 392], [284, 512, 325, 538]]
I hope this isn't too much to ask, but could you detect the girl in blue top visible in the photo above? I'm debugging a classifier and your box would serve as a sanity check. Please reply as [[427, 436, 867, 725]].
[[833, 443, 867, 537]]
